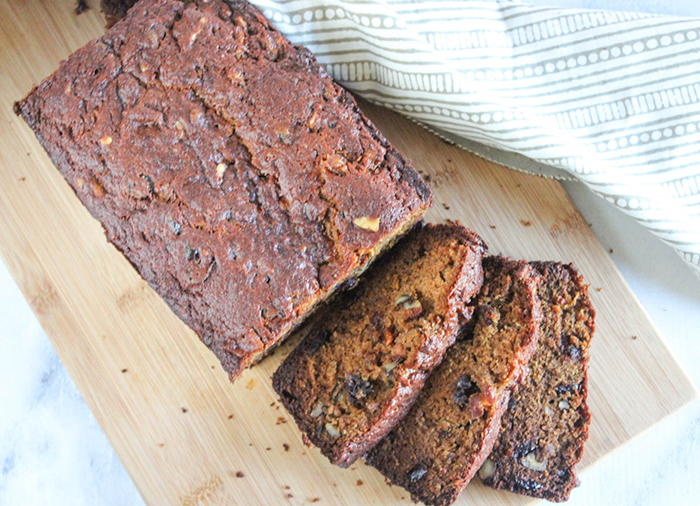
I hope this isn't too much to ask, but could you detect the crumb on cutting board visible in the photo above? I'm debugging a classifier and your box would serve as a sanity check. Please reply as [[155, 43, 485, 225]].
[[76, 0, 88, 14]]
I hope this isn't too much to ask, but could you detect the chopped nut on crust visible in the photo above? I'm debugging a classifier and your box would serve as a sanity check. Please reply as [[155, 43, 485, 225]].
[[353, 216, 380, 232], [216, 163, 227, 184]]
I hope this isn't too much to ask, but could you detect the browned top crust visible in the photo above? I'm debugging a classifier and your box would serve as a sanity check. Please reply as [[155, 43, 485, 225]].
[[15, 0, 431, 380], [480, 262, 595, 502], [366, 256, 542, 506], [273, 224, 486, 468]]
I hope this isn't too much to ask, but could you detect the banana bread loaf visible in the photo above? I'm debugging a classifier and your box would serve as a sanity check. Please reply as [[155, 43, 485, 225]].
[[16, 0, 432, 381], [273, 224, 486, 467], [479, 262, 595, 502], [365, 256, 542, 506]]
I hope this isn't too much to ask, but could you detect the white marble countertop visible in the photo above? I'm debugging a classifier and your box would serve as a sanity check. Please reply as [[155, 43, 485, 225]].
[[1, 1, 699, 505]]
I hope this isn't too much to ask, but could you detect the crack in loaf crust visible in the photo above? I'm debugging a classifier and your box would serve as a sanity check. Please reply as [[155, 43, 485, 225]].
[[366, 256, 542, 506], [15, 0, 432, 380], [479, 262, 594, 502], [272, 224, 487, 467]]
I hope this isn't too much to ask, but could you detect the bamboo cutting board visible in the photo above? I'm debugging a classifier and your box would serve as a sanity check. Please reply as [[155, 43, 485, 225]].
[[0, 1, 696, 505]]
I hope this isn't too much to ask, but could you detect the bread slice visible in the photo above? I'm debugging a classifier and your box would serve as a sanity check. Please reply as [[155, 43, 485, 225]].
[[272, 224, 486, 467], [366, 256, 542, 506], [479, 262, 595, 502]]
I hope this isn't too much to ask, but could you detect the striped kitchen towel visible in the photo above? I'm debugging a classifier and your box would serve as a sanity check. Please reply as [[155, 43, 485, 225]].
[[253, 0, 700, 277]]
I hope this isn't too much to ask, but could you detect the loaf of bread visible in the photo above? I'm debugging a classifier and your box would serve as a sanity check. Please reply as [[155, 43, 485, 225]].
[[366, 257, 542, 506], [479, 262, 594, 502], [273, 224, 486, 467], [16, 0, 432, 380]]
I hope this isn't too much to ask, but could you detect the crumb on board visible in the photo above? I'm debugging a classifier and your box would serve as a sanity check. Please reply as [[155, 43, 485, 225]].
[[596, 288, 602, 292], [632, 335, 638, 340], [270, 401, 276, 407], [18, 177, 26, 182], [76, 0, 88, 14], [609, 248, 614, 254], [121, 368, 128, 373], [228, 414, 234, 419], [283, 443, 290, 452], [356, 480, 364, 486], [310, 498, 320, 503], [520, 220, 532, 227], [276, 417, 287, 425], [158, 443, 165, 448], [235, 471, 244, 478], [489, 224, 496, 229], [441, 203, 450, 210], [181, 407, 188, 413], [284, 486, 291, 490], [266, 447, 271, 451], [246, 379, 256, 390], [286, 493, 293, 499]]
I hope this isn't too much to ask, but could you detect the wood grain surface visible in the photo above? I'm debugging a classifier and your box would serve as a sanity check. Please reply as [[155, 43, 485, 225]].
[[0, 1, 696, 505]]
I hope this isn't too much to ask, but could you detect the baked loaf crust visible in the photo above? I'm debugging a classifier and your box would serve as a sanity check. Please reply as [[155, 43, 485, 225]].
[[366, 256, 542, 506], [479, 262, 594, 502], [273, 224, 486, 467], [16, 0, 432, 380]]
